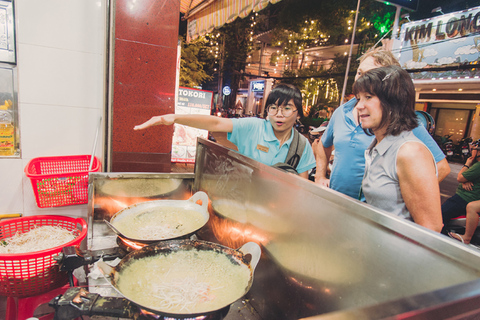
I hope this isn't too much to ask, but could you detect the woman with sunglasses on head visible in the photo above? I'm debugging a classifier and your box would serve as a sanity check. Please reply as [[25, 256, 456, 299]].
[[354, 65, 442, 232], [134, 83, 316, 178]]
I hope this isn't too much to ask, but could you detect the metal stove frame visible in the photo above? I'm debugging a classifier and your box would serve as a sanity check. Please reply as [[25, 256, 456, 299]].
[[83, 138, 480, 320]]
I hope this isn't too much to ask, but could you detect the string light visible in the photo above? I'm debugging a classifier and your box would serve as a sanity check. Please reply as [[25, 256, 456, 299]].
[[205, 7, 379, 106]]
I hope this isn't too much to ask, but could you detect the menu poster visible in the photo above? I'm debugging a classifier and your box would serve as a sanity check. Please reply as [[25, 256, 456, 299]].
[[172, 87, 213, 163]]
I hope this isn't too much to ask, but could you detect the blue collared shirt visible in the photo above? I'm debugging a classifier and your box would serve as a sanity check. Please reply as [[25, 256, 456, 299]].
[[228, 117, 316, 174]]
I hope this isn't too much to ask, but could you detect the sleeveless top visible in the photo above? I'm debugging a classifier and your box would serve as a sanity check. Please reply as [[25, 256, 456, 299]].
[[362, 131, 436, 220]]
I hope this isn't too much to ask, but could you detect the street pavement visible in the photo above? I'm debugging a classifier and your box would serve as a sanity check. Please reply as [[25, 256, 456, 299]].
[[440, 161, 463, 204]]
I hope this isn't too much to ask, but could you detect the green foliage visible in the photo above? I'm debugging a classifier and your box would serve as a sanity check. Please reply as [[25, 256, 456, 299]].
[[329, 53, 358, 98], [271, 0, 396, 60], [280, 52, 357, 108], [179, 36, 214, 88], [216, 14, 255, 108], [265, 0, 395, 106], [180, 0, 397, 106], [359, 1, 396, 40], [301, 117, 327, 128]]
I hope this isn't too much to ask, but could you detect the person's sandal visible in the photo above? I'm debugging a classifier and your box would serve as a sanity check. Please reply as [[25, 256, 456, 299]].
[[448, 232, 465, 243]]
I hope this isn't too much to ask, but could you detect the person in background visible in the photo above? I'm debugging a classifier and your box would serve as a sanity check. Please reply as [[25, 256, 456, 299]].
[[355, 65, 442, 232], [308, 121, 329, 144], [315, 47, 450, 200], [442, 146, 480, 235], [448, 200, 480, 245], [134, 83, 316, 178], [308, 121, 331, 180]]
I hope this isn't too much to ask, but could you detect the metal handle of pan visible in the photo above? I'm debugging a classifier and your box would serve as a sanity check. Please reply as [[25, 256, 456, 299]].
[[188, 191, 209, 210], [238, 242, 261, 270], [104, 219, 123, 238], [97, 259, 114, 278]]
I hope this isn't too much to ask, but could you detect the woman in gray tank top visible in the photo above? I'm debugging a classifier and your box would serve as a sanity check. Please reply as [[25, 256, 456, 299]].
[[353, 65, 442, 233]]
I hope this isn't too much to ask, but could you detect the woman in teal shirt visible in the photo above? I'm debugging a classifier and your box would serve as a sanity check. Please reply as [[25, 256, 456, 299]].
[[134, 84, 316, 178]]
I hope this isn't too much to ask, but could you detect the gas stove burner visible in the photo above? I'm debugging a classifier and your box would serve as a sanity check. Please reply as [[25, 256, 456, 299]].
[[116, 234, 200, 253], [116, 235, 151, 252], [139, 305, 230, 320], [50, 287, 231, 320]]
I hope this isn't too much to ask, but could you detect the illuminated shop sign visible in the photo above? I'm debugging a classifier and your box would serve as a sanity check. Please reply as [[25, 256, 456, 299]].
[[392, 6, 480, 80], [251, 80, 265, 92], [222, 85, 231, 96]]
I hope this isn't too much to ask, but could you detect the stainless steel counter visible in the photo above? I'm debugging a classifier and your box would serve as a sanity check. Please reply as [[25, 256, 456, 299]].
[[83, 138, 480, 319], [193, 138, 480, 320]]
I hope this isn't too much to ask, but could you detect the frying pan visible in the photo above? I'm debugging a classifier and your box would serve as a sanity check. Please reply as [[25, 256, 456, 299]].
[[106, 191, 209, 243], [97, 239, 261, 317]]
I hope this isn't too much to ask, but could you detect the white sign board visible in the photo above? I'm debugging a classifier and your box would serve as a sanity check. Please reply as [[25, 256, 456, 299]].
[[392, 6, 480, 80], [172, 87, 213, 163]]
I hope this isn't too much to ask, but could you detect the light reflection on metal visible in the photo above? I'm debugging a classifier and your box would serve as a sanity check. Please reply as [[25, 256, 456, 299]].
[[96, 192, 191, 218], [95, 196, 153, 216], [208, 207, 269, 249], [117, 236, 148, 251], [288, 276, 315, 291]]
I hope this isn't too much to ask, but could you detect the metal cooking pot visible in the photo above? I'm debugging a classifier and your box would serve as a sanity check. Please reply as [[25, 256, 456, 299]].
[[107, 191, 209, 243], [98, 177, 185, 198], [97, 239, 261, 317]]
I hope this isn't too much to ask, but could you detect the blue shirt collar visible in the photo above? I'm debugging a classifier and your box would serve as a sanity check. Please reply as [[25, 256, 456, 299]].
[[343, 97, 359, 126], [264, 119, 295, 146]]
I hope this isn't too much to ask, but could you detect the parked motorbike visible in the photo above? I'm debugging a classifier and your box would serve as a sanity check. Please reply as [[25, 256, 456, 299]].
[[434, 134, 454, 160], [442, 135, 454, 161], [295, 119, 306, 134], [455, 137, 473, 162]]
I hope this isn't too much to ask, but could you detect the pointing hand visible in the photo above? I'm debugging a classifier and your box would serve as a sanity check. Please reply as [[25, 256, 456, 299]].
[[134, 114, 175, 130]]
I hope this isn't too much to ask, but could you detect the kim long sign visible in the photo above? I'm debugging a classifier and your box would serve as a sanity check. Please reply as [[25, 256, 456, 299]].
[[392, 6, 480, 80]]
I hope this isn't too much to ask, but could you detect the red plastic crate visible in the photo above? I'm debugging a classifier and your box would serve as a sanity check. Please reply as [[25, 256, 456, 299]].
[[25, 155, 101, 208], [0, 215, 87, 298]]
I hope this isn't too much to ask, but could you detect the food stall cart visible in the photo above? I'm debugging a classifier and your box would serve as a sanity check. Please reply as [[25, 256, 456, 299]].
[[54, 137, 480, 319]]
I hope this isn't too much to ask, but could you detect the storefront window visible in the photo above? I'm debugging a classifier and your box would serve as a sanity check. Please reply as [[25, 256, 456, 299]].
[[435, 109, 470, 144]]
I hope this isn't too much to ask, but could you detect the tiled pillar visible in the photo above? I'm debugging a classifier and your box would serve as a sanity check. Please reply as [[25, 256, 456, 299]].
[[110, 0, 179, 172]]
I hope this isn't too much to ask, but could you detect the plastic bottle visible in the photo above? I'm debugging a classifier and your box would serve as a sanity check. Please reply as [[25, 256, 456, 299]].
[[0, 100, 14, 156]]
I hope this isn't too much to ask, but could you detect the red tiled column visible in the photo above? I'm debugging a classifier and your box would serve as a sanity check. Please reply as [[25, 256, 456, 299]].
[[111, 0, 179, 172]]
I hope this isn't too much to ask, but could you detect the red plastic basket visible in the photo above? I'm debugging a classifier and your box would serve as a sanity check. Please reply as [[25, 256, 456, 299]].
[[0, 215, 87, 298], [25, 155, 101, 208]]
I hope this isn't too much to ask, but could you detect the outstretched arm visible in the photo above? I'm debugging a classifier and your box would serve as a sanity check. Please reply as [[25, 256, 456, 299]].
[[134, 114, 233, 132]]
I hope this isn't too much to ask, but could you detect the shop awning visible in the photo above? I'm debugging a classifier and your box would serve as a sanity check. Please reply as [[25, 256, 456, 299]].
[[180, 0, 283, 42]]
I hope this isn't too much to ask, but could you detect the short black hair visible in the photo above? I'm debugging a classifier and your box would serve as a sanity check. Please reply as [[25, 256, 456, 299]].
[[265, 83, 304, 118], [353, 65, 417, 136]]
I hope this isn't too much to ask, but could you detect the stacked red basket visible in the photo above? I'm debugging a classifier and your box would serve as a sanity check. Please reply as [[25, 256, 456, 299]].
[[0, 215, 87, 298], [25, 155, 101, 208]]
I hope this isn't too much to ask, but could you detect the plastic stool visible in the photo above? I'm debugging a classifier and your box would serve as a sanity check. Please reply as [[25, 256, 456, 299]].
[[5, 280, 77, 320]]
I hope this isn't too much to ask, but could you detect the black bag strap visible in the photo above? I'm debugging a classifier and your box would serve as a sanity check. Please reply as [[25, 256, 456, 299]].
[[285, 129, 306, 169]]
